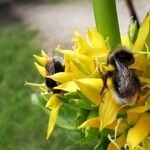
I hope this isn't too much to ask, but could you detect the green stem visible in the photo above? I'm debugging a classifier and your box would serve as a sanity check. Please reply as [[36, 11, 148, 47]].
[[92, 0, 121, 49]]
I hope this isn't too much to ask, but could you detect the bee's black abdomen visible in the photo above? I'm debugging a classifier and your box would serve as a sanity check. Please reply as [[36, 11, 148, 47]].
[[113, 68, 140, 101], [45, 77, 57, 88], [45, 56, 65, 93], [45, 77, 62, 93], [53, 60, 65, 73]]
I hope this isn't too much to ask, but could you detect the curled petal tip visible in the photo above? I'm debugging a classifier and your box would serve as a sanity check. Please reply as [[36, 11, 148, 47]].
[[33, 55, 47, 66], [34, 62, 46, 77]]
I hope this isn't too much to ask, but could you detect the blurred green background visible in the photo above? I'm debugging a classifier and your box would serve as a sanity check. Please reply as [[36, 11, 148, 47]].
[[0, 0, 85, 150]]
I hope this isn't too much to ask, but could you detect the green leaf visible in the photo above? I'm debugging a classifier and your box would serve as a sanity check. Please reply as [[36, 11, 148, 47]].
[[92, 0, 121, 49], [76, 110, 99, 144], [59, 91, 97, 110], [76, 109, 89, 126], [57, 104, 78, 130], [69, 98, 94, 110], [84, 127, 99, 143], [94, 135, 110, 150], [31, 93, 49, 114]]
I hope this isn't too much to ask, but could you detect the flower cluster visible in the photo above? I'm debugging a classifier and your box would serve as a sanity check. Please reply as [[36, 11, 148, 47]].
[[27, 13, 150, 150]]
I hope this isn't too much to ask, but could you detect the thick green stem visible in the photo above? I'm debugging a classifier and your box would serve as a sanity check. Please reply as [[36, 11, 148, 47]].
[[92, 0, 121, 49]]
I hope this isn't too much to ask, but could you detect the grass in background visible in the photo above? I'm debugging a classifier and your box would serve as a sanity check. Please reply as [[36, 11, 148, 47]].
[[0, 23, 52, 150], [0, 22, 71, 150], [0, 22, 92, 150]]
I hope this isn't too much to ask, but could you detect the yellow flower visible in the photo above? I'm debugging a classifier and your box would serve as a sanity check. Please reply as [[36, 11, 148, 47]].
[[75, 14, 150, 149], [30, 13, 150, 149]]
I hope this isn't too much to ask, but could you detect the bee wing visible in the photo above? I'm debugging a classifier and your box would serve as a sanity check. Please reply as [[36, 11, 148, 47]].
[[45, 58, 56, 75], [113, 58, 140, 100], [114, 58, 131, 89]]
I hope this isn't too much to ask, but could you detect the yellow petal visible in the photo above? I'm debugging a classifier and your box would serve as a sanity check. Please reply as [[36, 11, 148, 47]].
[[64, 55, 73, 72], [133, 14, 150, 51], [47, 72, 80, 83], [86, 27, 108, 51], [127, 113, 150, 150], [127, 105, 150, 114], [54, 81, 79, 92], [73, 30, 90, 54], [107, 134, 126, 150], [58, 49, 94, 75], [106, 120, 128, 135], [140, 77, 150, 84], [58, 49, 86, 59], [34, 62, 46, 77], [46, 103, 61, 139], [143, 137, 150, 150], [33, 55, 47, 66], [130, 55, 148, 72], [78, 117, 100, 129], [100, 91, 120, 130], [71, 56, 93, 76], [74, 78, 103, 105], [127, 105, 150, 125], [121, 35, 132, 49], [46, 94, 61, 108], [41, 50, 47, 57]]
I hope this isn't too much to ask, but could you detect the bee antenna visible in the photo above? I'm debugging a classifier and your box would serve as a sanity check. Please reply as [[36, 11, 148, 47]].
[[125, 0, 140, 28]]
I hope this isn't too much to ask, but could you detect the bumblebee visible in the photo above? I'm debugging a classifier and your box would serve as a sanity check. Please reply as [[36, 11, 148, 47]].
[[45, 56, 64, 93], [101, 47, 140, 104]]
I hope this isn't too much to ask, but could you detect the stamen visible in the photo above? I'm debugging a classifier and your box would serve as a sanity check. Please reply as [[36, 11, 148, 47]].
[[114, 118, 122, 140], [133, 51, 150, 55], [108, 134, 121, 150], [124, 144, 129, 150]]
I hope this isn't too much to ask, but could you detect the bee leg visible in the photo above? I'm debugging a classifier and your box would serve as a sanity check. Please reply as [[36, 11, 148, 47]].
[[100, 74, 108, 95], [100, 71, 113, 95]]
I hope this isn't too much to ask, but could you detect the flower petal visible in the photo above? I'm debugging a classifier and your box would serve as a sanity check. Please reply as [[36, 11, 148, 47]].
[[46, 94, 61, 108], [41, 50, 47, 57], [47, 72, 80, 83], [106, 120, 128, 135], [107, 134, 126, 150], [54, 81, 79, 92], [58, 49, 93, 75], [130, 55, 148, 72], [143, 137, 150, 150], [133, 14, 150, 51], [73, 30, 90, 54], [71, 56, 93, 75], [33, 54, 47, 66], [86, 27, 108, 51], [46, 103, 61, 139], [34, 62, 46, 77], [127, 105, 150, 125], [127, 113, 150, 150], [78, 117, 100, 129], [140, 77, 150, 84], [25, 81, 45, 88], [74, 78, 103, 105], [100, 91, 120, 130]]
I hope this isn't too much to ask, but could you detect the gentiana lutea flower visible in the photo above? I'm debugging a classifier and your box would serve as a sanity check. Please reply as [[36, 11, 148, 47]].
[[27, 13, 150, 150]]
